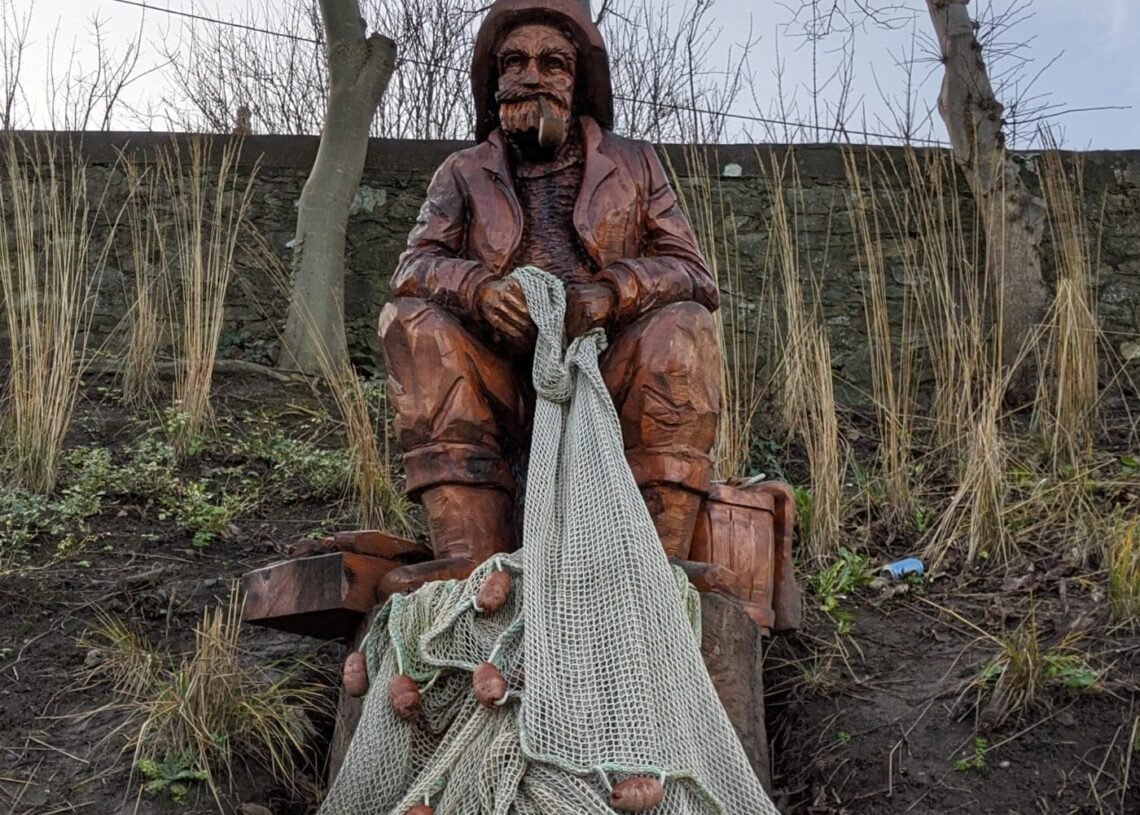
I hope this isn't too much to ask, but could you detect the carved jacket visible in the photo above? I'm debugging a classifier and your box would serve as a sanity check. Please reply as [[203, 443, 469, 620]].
[[390, 116, 718, 327]]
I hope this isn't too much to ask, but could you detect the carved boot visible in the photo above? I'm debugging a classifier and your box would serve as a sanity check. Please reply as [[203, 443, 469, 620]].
[[380, 485, 513, 596], [644, 484, 742, 596]]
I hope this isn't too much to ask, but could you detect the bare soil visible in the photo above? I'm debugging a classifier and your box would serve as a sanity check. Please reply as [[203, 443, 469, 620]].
[[769, 587, 1139, 814], [1, 374, 1138, 815]]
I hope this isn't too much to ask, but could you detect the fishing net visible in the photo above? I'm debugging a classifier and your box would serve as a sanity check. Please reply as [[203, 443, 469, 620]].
[[319, 267, 778, 814]]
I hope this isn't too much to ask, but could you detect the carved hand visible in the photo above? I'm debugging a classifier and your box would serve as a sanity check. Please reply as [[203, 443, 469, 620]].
[[476, 277, 536, 349], [565, 283, 616, 339]]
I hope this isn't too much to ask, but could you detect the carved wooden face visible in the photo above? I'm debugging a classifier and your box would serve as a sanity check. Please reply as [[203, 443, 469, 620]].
[[494, 24, 576, 146]]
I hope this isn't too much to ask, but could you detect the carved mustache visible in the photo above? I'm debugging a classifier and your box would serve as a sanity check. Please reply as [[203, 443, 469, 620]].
[[494, 87, 568, 107], [497, 92, 570, 148]]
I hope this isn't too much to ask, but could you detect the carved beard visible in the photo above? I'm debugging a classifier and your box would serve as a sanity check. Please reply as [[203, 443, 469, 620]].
[[497, 95, 571, 149]]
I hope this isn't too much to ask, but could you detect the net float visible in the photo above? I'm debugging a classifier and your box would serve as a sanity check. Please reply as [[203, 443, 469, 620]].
[[476, 570, 512, 613], [609, 777, 665, 812], [389, 674, 422, 720], [342, 651, 368, 697], [473, 661, 507, 708], [404, 806, 433, 815]]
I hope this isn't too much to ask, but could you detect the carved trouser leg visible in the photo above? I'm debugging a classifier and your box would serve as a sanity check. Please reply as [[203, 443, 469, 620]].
[[602, 302, 721, 558], [379, 298, 524, 591], [380, 297, 720, 569], [379, 297, 528, 498]]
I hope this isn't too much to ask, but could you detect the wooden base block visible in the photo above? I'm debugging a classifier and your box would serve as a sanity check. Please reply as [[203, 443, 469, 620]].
[[242, 552, 398, 640]]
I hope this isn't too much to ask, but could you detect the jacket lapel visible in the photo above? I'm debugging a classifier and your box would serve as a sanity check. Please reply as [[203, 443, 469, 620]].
[[575, 117, 618, 260], [479, 131, 523, 272]]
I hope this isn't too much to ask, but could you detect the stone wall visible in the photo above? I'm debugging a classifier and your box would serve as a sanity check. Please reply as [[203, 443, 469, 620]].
[[7, 131, 1140, 398]]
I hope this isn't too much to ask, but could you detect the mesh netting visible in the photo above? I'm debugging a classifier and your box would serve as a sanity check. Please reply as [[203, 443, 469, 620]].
[[319, 267, 778, 814]]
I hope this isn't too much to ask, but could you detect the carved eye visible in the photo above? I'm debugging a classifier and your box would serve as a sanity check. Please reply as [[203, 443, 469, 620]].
[[540, 54, 572, 74], [501, 53, 528, 72]]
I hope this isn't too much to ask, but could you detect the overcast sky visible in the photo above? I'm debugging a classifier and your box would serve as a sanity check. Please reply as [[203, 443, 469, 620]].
[[6, 0, 1138, 148]]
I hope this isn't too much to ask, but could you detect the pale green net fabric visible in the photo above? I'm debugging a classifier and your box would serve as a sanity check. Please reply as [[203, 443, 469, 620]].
[[319, 268, 779, 814]]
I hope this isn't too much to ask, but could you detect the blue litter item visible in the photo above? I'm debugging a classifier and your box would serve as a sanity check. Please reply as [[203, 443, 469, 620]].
[[881, 557, 925, 579]]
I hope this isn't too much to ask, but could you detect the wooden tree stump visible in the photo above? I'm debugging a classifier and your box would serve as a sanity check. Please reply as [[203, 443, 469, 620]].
[[327, 614, 374, 784], [699, 592, 771, 792]]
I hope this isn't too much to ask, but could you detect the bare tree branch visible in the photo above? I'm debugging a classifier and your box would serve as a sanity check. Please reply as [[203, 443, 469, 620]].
[[40, 10, 151, 131], [1, 0, 32, 130], [603, 0, 758, 142]]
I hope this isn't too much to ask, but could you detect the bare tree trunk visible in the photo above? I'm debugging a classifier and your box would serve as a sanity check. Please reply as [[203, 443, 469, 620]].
[[925, 0, 1048, 391], [280, 0, 395, 374]]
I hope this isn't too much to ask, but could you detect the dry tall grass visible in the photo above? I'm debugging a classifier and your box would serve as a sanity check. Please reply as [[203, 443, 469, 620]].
[[848, 148, 1027, 568], [121, 158, 165, 407], [761, 150, 814, 437], [665, 145, 1125, 576], [844, 149, 917, 522], [670, 145, 1127, 582], [156, 138, 257, 456], [881, 150, 993, 464], [0, 136, 116, 493], [797, 324, 845, 563], [245, 230, 415, 534], [923, 378, 1012, 569], [1034, 150, 1101, 472], [666, 147, 771, 478], [333, 365, 415, 533], [756, 149, 845, 562]]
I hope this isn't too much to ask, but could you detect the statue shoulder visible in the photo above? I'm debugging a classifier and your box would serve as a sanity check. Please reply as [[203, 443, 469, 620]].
[[595, 127, 652, 159], [594, 128, 669, 185], [598, 128, 652, 152], [430, 140, 496, 185]]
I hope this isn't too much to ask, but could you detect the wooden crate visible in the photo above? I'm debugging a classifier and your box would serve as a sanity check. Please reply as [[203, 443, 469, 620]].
[[690, 480, 801, 635]]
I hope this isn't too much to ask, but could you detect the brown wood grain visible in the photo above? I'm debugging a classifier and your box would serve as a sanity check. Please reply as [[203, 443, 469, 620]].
[[242, 552, 399, 640], [699, 592, 772, 793]]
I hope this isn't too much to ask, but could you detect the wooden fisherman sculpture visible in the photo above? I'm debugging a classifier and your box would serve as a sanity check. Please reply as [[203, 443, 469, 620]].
[[379, 0, 722, 593]]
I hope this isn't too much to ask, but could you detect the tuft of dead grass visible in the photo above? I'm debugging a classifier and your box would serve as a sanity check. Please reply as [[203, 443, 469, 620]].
[[885, 149, 992, 464], [1034, 149, 1102, 474], [332, 366, 416, 533], [80, 585, 333, 802], [844, 148, 917, 524], [923, 378, 1012, 570], [966, 612, 1097, 732], [1108, 518, 1140, 624], [756, 149, 846, 563], [120, 156, 166, 408], [797, 324, 845, 564], [761, 149, 813, 438]]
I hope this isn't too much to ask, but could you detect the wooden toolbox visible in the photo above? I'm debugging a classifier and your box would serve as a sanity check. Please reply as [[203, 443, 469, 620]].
[[690, 480, 802, 635]]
